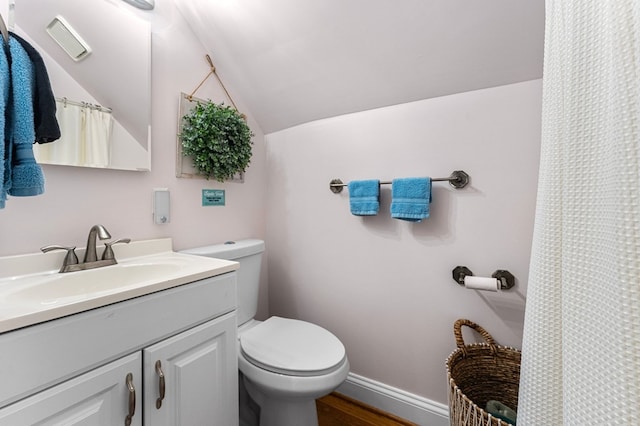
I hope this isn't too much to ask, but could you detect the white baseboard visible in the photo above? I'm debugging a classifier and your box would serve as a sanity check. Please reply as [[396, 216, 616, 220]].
[[336, 373, 449, 426]]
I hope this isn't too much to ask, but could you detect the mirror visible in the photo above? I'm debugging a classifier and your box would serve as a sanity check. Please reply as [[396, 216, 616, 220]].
[[13, 0, 152, 171]]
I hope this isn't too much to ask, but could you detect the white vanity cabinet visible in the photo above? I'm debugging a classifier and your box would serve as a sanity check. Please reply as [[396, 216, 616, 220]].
[[143, 313, 237, 426], [0, 272, 238, 426]]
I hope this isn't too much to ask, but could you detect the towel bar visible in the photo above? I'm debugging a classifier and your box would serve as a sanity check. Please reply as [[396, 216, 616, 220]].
[[329, 170, 469, 193]]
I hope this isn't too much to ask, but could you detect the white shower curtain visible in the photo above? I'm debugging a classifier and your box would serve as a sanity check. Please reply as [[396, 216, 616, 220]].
[[83, 107, 113, 167], [34, 102, 113, 168], [35, 102, 84, 165], [519, 1, 640, 425]]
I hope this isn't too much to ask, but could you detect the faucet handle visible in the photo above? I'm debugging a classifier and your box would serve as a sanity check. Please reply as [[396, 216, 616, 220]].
[[102, 238, 131, 261], [41, 245, 79, 268]]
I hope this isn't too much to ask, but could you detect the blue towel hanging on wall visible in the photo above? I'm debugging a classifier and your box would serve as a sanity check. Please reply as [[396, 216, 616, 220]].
[[390, 177, 432, 222], [348, 179, 380, 216]]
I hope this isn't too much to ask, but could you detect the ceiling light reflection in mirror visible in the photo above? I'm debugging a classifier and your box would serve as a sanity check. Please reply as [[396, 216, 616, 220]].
[[14, 0, 152, 171]]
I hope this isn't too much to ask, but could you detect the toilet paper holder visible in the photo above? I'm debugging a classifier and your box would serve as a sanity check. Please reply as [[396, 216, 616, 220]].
[[452, 266, 515, 290]]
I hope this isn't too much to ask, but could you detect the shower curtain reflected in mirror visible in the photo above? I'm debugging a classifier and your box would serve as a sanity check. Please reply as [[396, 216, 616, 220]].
[[34, 100, 113, 168]]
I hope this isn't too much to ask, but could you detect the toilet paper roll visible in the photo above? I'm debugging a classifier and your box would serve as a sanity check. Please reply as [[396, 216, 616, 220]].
[[464, 276, 499, 292]]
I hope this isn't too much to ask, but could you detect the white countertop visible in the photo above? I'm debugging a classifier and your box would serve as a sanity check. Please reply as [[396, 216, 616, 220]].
[[0, 238, 238, 333]]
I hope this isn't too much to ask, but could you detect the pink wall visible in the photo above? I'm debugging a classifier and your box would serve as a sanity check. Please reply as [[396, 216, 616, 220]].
[[265, 80, 542, 404], [1, 0, 542, 407], [0, 2, 269, 317]]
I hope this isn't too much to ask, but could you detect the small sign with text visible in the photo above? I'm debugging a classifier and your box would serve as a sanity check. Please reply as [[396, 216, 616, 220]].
[[202, 189, 225, 206]]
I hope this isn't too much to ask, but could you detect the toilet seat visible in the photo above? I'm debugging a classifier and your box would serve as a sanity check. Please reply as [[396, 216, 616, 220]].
[[240, 316, 346, 377]]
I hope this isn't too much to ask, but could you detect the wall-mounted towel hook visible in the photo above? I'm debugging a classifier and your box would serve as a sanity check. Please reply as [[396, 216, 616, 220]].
[[452, 266, 515, 290]]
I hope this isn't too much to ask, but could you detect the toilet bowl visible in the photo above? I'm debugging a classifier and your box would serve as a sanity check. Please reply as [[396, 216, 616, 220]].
[[238, 317, 349, 426], [181, 240, 349, 426]]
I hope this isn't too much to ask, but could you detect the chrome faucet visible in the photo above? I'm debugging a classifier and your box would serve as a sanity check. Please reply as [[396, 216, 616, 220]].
[[42, 224, 130, 273]]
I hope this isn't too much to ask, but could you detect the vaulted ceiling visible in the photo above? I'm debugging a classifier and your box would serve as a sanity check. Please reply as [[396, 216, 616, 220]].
[[175, 0, 545, 134]]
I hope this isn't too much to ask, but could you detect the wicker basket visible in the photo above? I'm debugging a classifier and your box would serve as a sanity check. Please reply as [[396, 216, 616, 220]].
[[446, 319, 521, 426]]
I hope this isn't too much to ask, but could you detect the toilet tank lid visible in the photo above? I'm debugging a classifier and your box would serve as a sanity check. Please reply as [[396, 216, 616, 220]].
[[180, 239, 265, 260]]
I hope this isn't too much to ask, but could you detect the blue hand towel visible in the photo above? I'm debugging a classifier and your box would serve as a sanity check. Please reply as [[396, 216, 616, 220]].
[[391, 177, 432, 222], [348, 179, 380, 216]]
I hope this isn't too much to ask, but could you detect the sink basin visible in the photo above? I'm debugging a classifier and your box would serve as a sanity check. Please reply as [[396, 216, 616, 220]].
[[6, 262, 186, 305], [0, 239, 239, 333]]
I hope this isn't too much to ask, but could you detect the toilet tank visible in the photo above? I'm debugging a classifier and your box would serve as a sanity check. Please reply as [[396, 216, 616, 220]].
[[181, 239, 265, 326]]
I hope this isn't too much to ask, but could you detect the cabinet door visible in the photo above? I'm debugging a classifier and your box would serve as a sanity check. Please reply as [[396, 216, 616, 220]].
[[0, 352, 142, 426], [143, 311, 238, 426]]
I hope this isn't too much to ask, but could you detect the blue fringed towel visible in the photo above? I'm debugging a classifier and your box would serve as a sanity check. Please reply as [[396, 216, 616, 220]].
[[391, 177, 432, 222], [348, 179, 380, 216]]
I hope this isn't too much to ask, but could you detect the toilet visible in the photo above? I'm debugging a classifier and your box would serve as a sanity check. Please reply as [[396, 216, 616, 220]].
[[182, 240, 349, 426]]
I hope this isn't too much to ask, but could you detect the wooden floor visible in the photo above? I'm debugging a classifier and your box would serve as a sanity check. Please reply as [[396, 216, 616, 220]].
[[317, 392, 418, 426]]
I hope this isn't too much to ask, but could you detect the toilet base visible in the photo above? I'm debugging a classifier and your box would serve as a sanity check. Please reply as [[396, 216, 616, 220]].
[[243, 375, 319, 426], [239, 373, 260, 426], [259, 399, 318, 426]]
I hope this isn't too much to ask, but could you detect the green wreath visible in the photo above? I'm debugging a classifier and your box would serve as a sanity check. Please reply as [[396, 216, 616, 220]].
[[180, 101, 253, 182]]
